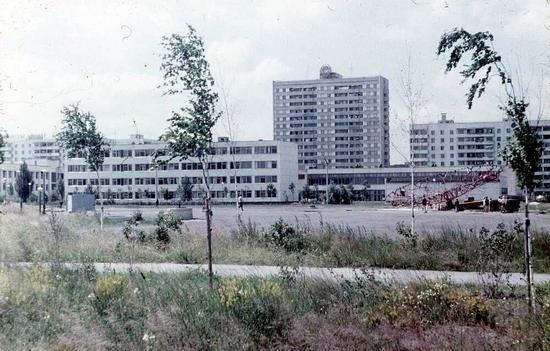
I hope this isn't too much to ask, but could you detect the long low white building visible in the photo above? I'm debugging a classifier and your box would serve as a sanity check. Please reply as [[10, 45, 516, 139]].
[[302, 165, 518, 203], [64, 135, 299, 204], [0, 159, 62, 199]]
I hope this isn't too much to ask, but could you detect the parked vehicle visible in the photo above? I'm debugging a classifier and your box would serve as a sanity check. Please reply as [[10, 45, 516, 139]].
[[498, 195, 522, 213]]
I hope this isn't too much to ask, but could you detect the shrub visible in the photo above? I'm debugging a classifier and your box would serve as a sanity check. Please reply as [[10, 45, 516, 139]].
[[122, 217, 147, 243], [231, 216, 261, 243], [90, 274, 130, 315], [218, 278, 285, 339], [378, 280, 489, 327], [264, 218, 307, 252], [396, 221, 418, 248], [477, 222, 517, 298]]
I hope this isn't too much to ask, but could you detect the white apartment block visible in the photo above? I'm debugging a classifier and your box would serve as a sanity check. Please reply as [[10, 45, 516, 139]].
[[273, 65, 390, 170], [0, 135, 63, 199], [1, 134, 62, 164], [411, 113, 550, 196], [64, 135, 299, 203]]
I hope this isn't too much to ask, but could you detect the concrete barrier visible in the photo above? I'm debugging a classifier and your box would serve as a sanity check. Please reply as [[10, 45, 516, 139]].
[[168, 207, 193, 220]]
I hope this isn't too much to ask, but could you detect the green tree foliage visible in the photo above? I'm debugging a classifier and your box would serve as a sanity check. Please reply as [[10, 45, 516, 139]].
[[288, 182, 296, 201], [157, 25, 221, 162], [56, 103, 110, 227], [300, 185, 314, 200], [176, 177, 194, 206], [437, 28, 542, 313], [266, 183, 276, 198], [15, 161, 33, 203], [436, 28, 543, 192], [156, 25, 221, 289]]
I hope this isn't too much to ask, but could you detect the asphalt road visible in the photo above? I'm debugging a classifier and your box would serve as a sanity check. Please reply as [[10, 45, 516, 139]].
[[103, 204, 550, 236]]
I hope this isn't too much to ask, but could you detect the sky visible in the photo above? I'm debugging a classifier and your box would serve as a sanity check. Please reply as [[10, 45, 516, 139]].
[[0, 0, 549, 163]]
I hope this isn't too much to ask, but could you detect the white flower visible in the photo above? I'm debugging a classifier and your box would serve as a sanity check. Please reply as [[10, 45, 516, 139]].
[[133, 287, 139, 294], [143, 332, 156, 342]]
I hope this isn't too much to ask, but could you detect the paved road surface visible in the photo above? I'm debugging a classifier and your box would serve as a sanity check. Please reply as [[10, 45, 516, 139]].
[[6, 262, 550, 286], [104, 204, 550, 236]]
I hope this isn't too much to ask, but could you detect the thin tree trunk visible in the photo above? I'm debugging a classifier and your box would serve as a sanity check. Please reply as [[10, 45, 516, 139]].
[[96, 171, 104, 230], [524, 190, 535, 314], [201, 160, 214, 289], [411, 164, 415, 236]]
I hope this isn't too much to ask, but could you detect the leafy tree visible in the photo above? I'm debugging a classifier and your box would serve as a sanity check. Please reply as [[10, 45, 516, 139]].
[[155, 25, 222, 289], [266, 183, 276, 198], [57, 181, 65, 207], [56, 103, 110, 229], [300, 185, 314, 201], [437, 28, 542, 313], [176, 177, 194, 207], [15, 161, 33, 210], [288, 182, 296, 202], [8, 183, 14, 197]]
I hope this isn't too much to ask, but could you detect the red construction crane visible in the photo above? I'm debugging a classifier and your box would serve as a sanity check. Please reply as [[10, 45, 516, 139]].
[[386, 166, 502, 207]]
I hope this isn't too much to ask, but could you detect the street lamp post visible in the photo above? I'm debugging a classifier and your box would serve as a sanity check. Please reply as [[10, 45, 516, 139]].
[[324, 158, 329, 204], [37, 186, 43, 215], [41, 170, 46, 214], [28, 182, 33, 210], [27, 182, 32, 208]]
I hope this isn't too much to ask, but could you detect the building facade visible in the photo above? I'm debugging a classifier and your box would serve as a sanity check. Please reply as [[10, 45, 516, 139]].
[[0, 135, 63, 200], [273, 65, 390, 170], [411, 113, 550, 196], [0, 159, 62, 199], [63, 135, 299, 203], [1, 134, 62, 164], [303, 165, 515, 202]]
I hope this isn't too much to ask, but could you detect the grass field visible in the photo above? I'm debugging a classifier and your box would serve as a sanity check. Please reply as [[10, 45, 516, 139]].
[[1, 204, 549, 273], [0, 265, 549, 350], [2, 204, 550, 349]]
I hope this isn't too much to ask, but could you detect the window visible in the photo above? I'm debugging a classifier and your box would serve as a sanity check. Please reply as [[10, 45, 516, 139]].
[[67, 165, 87, 172], [254, 146, 278, 154], [112, 178, 132, 186], [230, 161, 252, 169], [113, 164, 132, 172], [230, 176, 252, 184], [254, 175, 277, 183], [134, 149, 155, 157], [112, 150, 132, 158], [134, 164, 152, 171], [230, 146, 252, 155], [159, 163, 180, 171]]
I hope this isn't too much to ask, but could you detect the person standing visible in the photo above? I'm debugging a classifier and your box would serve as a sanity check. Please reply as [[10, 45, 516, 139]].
[[483, 196, 490, 212], [422, 196, 428, 213], [238, 194, 244, 212]]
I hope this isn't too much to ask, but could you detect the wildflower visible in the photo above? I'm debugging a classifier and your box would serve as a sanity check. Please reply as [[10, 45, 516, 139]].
[[143, 332, 156, 342]]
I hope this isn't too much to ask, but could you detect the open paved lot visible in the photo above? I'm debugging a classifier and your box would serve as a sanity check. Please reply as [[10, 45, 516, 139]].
[[104, 204, 550, 236]]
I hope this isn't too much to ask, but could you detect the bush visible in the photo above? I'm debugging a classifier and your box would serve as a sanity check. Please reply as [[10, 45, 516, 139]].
[[89, 274, 130, 315], [218, 278, 285, 339], [378, 279, 489, 327], [263, 218, 307, 252]]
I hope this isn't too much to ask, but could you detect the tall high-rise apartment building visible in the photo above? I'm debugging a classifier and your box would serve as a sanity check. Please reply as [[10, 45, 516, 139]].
[[273, 65, 389, 170]]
